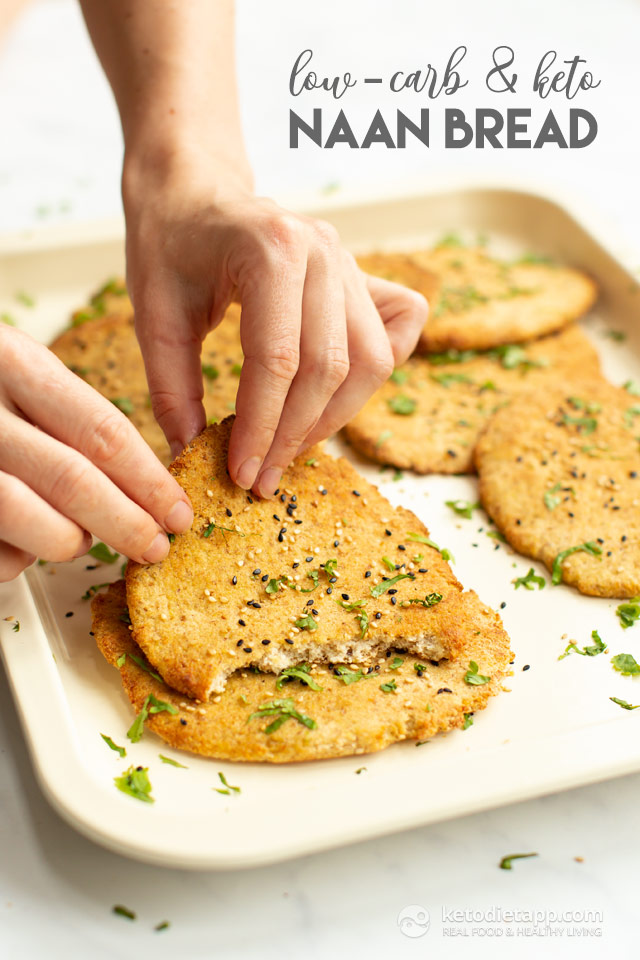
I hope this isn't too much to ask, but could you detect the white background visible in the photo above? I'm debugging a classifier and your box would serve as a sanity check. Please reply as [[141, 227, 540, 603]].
[[0, 1, 639, 957]]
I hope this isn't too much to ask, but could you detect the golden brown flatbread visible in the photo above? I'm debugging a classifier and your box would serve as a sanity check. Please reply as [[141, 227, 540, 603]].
[[344, 324, 601, 474], [475, 378, 640, 597], [125, 417, 479, 700], [93, 580, 513, 763], [50, 293, 242, 465]]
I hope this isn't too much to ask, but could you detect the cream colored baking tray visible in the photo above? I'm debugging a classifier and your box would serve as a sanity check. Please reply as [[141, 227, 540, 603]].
[[1, 187, 640, 870]]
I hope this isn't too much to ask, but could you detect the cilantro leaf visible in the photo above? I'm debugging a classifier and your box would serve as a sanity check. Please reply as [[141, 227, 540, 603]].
[[276, 664, 323, 691], [543, 483, 574, 511], [127, 694, 178, 743], [399, 592, 443, 608], [370, 572, 414, 598], [611, 653, 640, 676], [81, 582, 111, 601], [387, 393, 416, 415], [294, 614, 318, 631], [88, 542, 120, 564], [390, 656, 404, 670], [445, 499, 479, 519], [558, 630, 606, 660], [113, 905, 136, 920], [389, 368, 408, 385], [380, 679, 397, 693], [101, 733, 126, 758], [247, 698, 316, 734], [551, 541, 602, 585], [462, 713, 474, 730], [499, 853, 538, 870], [616, 598, 640, 629], [382, 556, 396, 571], [464, 661, 491, 685], [610, 697, 640, 710], [430, 371, 473, 388], [214, 771, 241, 794], [114, 765, 154, 803], [159, 754, 188, 768], [407, 533, 454, 563], [332, 666, 370, 685], [202, 364, 219, 380], [513, 568, 545, 590], [110, 396, 134, 416]]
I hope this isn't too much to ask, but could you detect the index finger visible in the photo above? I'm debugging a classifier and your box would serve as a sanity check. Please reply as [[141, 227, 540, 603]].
[[3, 329, 193, 534]]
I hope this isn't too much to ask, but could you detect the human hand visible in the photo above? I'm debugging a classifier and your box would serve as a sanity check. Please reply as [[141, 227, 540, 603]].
[[123, 167, 428, 499], [0, 325, 193, 581]]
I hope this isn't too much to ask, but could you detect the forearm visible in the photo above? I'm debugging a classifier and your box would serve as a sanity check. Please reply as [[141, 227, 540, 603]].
[[79, 0, 253, 197]]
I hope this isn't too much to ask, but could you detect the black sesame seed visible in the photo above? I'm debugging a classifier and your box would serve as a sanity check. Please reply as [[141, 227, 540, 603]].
[[352, 490, 360, 497], [261, 574, 269, 582], [280, 493, 286, 502], [292, 495, 297, 502], [226, 508, 233, 518], [247, 496, 253, 504], [274, 489, 280, 496], [238, 619, 246, 626], [446, 450, 457, 458], [418, 568, 427, 574], [273, 514, 280, 521], [515, 519, 521, 526], [326, 587, 333, 594], [312, 609, 319, 616], [341, 593, 350, 600], [306, 599, 314, 606], [329, 576, 337, 583], [365, 571, 372, 578], [500, 602, 506, 609], [236, 640, 243, 647], [180, 718, 187, 726], [622, 535, 628, 542], [388, 589, 398, 595], [88, 631, 94, 636], [630, 471, 638, 478], [295, 519, 303, 525], [437, 687, 452, 694], [333, 540, 339, 547], [285, 638, 294, 645], [596, 538, 604, 544], [306, 557, 313, 563], [232, 575, 237, 585], [278, 528, 286, 542], [321, 489, 328, 496], [385, 529, 392, 536], [607, 550, 612, 557], [262, 639, 270, 645], [65, 611, 73, 618], [253, 569, 261, 576], [522, 664, 531, 672], [391, 597, 397, 605], [85, 564, 99, 571], [243, 647, 252, 653]]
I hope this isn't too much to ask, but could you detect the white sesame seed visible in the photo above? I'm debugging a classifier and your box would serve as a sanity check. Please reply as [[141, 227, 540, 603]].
[[206, 489, 213, 498], [212, 696, 222, 704], [160, 613, 168, 621], [236, 560, 244, 567]]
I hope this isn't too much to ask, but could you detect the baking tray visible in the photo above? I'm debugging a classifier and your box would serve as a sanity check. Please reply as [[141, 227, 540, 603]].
[[1, 187, 640, 871]]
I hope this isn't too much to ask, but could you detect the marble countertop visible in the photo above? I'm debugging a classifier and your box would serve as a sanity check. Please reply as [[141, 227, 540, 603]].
[[0, 1, 638, 956]]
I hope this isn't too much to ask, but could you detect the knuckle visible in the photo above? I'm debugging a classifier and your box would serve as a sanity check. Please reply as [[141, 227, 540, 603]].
[[48, 457, 95, 514], [80, 409, 131, 468], [254, 345, 300, 383], [312, 219, 340, 250], [263, 213, 304, 256], [367, 347, 395, 383], [308, 345, 350, 389]]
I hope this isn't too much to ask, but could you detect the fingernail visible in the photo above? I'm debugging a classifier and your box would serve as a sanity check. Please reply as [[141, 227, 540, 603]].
[[73, 532, 92, 559], [255, 466, 283, 499], [236, 456, 262, 490], [142, 532, 170, 564], [165, 500, 193, 533]]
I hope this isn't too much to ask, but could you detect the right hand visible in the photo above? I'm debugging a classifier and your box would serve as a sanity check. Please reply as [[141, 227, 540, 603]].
[[0, 325, 194, 582]]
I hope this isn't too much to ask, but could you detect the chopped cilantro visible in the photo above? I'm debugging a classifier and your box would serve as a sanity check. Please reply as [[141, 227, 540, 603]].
[[125, 652, 164, 683], [561, 413, 598, 434], [333, 666, 370, 685], [616, 598, 640, 629], [623, 405, 640, 430], [11, 620, 20, 633], [101, 733, 126, 758], [389, 369, 408, 385], [214, 771, 241, 794], [611, 653, 640, 676], [159, 754, 188, 768], [114, 765, 154, 803], [276, 664, 323, 691], [399, 592, 443, 608], [203, 521, 244, 538], [551, 541, 602, 585], [110, 397, 134, 416], [436, 231, 464, 248], [380, 679, 397, 693], [515, 252, 555, 265], [116, 653, 126, 668], [294, 614, 318, 631], [543, 483, 575, 511], [15, 290, 35, 307], [445, 499, 479, 519], [321, 558, 339, 578], [487, 529, 506, 543], [513, 568, 545, 590], [1, 312, 16, 325], [499, 853, 538, 870], [430, 371, 473, 388], [355, 767, 367, 774], [610, 697, 640, 710], [127, 694, 178, 743], [305, 458, 317, 466], [81, 582, 110, 601], [428, 348, 478, 365], [462, 713, 474, 730], [88, 541, 119, 564], [390, 656, 404, 670], [605, 329, 627, 342], [407, 533, 454, 563], [356, 608, 369, 639], [112, 905, 136, 920], [558, 630, 606, 660], [434, 285, 488, 317], [247, 698, 316, 734], [202, 364, 220, 380], [623, 380, 640, 396], [464, 661, 491, 685], [382, 556, 396, 571], [376, 429, 393, 447], [231, 363, 242, 376], [155, 921, 170, 932], [387, 393, 416, 415], [370, 572, 414, 598]]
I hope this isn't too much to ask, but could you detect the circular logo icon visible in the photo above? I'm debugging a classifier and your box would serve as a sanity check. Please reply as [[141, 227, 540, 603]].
[[397, 904, 430, 938]]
